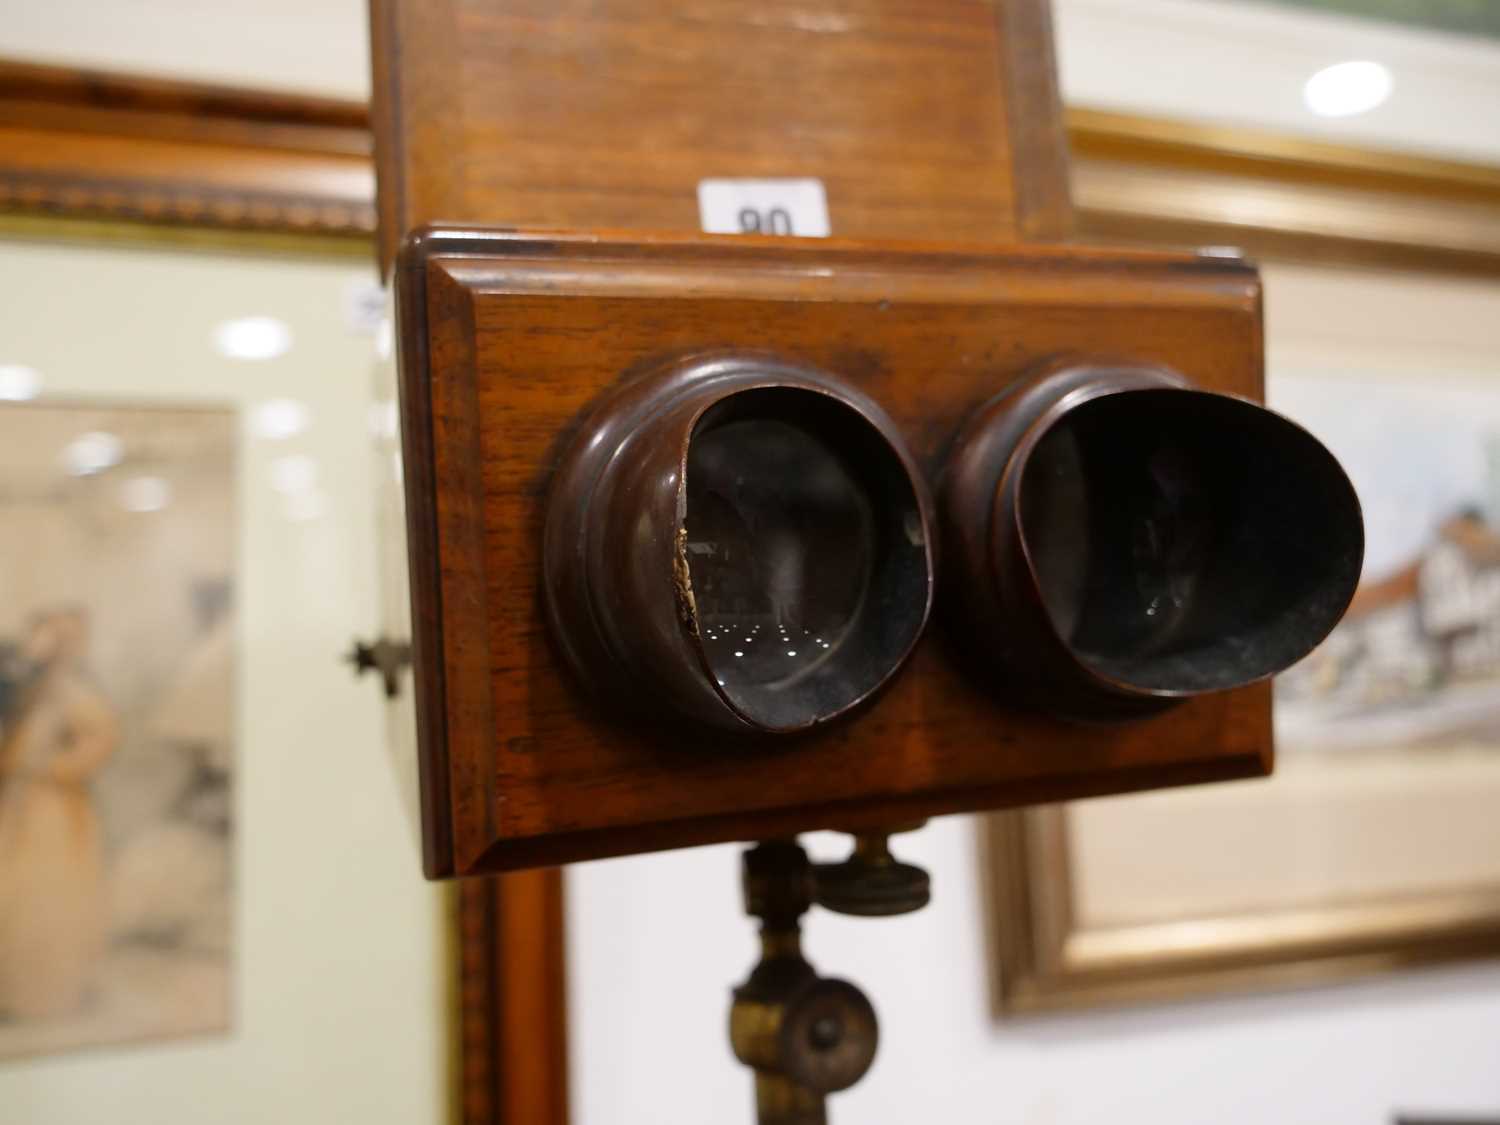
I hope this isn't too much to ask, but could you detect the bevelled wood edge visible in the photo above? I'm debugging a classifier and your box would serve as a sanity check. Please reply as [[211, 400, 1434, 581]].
[[468, 747, 1268, 874], [394, 239, 504, 879], [394, 220, 1265, 274], [0, 58, 374, 242], [410, 237, 571, 1125], [394, 235, 457, 878], [458, 875, 570, 1125], [425, 260, 501, 877]]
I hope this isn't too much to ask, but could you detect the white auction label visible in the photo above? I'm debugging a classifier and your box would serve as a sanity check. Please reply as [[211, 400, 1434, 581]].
[[697, 179, 830, 237]]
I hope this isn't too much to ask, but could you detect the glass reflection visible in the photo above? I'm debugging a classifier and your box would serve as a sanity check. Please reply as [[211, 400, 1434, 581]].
[[1023, 402, 1219, 668], [685, 415, 872, 692]]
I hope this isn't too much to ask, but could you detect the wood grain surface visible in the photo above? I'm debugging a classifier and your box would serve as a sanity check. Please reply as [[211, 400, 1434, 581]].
[[368, 0, 1071, 274], [457, 876, 569, 1124]]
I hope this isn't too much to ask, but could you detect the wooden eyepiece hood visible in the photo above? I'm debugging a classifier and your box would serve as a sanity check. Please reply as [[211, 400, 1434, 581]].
[[941, 361, 1364, 720]]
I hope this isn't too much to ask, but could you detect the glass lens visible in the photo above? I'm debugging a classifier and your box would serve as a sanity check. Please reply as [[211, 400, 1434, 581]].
[[685, 415, 872, 693], [1024, 420, 1213, 662]]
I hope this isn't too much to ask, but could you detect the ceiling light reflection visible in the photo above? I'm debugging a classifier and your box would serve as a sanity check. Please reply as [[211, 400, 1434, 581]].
[[214, 316, 292, 361], [0, 364, 40, 401], [252, 398, 310, 440], [63, 431, 124, 476], [270, 454, 318, 494], [120, 476, 171, 512], [285, 491, 327, 523], [1304, 60, 1392, 118]]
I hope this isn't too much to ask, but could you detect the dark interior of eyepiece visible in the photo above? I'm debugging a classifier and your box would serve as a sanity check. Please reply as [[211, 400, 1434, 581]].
[[1018, 389, 1362, 695], [683, 388, 929, 730]]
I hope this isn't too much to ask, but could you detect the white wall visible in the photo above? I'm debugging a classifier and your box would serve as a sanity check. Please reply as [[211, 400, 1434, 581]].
[[1055, 0, 1500, 161], [0, 0, 371, 101], [570, 821, 1500, 1125]]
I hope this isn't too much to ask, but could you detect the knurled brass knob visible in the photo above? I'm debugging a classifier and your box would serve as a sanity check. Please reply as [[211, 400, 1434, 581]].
[[814, 828, 930, 917]]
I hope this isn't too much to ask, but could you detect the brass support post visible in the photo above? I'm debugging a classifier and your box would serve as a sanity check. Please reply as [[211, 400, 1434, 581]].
[[730, 836, 924, 1125]]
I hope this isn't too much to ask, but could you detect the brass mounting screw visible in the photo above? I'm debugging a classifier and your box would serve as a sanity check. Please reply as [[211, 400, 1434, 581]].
[[814, 823, 931, 917]]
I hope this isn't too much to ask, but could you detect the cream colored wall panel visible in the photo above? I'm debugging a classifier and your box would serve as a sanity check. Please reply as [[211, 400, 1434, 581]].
[[0, 239, 446, 1125]]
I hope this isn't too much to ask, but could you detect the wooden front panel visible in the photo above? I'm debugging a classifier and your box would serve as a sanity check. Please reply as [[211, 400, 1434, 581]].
[[397, 227, 1271, 876], [368, 0, 1071, 273]]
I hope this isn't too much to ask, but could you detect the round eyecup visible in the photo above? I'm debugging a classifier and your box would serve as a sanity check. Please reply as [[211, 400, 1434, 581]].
[[543, 353, 935, 735], [940, 361, 1364, 720]]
